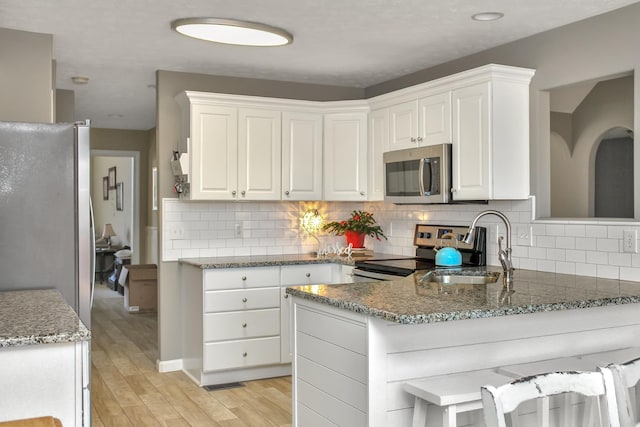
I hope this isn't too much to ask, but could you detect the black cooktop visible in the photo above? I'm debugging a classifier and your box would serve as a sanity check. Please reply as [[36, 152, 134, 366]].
[[354, 257, 436, 277]]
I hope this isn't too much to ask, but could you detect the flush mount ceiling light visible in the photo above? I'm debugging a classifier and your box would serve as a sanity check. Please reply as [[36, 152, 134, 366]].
[[471, 12, 504, 21], [171, 18, 293, 47]]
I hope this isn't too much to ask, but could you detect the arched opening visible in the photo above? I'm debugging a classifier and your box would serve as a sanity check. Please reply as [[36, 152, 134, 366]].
[[594, 127, 634, 218]]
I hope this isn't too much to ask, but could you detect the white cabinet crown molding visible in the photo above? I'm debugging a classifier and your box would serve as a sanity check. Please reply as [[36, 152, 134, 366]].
[[367, 64, 535, 110]]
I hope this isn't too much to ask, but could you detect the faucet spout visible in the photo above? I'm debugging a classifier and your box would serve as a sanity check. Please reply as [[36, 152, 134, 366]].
[[465, 210, 514, 284]]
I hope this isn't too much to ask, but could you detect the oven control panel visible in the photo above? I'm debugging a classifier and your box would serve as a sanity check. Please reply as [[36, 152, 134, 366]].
[[413, 224, 476, 250]]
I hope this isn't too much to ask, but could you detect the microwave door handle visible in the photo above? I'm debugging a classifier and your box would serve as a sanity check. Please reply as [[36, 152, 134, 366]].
[[418, 159, 425, 195]]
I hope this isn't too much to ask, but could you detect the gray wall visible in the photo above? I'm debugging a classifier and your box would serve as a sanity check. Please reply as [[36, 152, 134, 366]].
[[0, 28, 53, 123]]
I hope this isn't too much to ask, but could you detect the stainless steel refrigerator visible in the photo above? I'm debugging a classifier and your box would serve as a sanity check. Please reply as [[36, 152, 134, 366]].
[[0, 121, 94, 329]]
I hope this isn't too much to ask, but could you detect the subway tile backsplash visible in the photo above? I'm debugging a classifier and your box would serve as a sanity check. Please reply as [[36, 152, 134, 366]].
[[162, 197, 640, 282]]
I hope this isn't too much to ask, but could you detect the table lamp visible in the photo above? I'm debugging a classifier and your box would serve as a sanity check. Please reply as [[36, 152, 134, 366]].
[[302, 209, 324, 256], [102, 223, 116, 248]]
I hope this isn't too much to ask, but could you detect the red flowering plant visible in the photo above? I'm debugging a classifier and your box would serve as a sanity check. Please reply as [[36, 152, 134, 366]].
[[322, 210, 387, 241]]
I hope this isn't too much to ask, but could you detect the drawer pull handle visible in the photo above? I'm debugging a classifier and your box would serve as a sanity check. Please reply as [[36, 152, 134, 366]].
[[306, 272, 311, 277], [242, 297, 248, 303], [243, 352, 248, 357], [242, 276, 247, 281], [242, 323, 247, 328]]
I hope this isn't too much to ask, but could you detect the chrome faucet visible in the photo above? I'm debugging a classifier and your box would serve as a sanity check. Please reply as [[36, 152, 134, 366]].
[[463, 210, 514, 285]]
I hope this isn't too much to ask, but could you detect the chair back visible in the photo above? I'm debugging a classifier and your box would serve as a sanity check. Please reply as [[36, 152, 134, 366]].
[[481, 369, 620, 427], [606, 356, 640, 427]]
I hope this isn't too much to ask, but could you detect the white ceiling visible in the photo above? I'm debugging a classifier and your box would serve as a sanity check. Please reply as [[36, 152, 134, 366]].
[[1, 0, 638, 131]]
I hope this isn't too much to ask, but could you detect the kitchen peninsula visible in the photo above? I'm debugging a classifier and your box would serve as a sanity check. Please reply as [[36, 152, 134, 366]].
[[286, 268, 640, 426]]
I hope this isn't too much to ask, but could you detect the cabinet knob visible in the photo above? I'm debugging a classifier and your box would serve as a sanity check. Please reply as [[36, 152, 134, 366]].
[[284, 190, 290, 196], [242, 323, 247, 328], [243, 352, 248, 357], [242, 297, 248, 303], [284, 294, 289, 299], [241, 190, 246, 196], [417, 137, 423, 142], [305, 272, 311, 277], [360, 191, 365, 196], [242, 276, 247, 281], [232, 190, 237, 196], [410, 137, 417, 142]]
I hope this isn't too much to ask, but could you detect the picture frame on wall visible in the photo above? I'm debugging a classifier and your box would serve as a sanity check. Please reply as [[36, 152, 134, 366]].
[[108, 167, 117, 189], [102, 176, 109, 200], [116, 182, 124, 211]]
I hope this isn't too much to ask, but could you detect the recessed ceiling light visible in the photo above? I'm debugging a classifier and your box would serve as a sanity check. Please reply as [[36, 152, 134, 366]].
[[171, 18, 293, 47], [471, 12, 504, 21], [71, 76, 89, 84]]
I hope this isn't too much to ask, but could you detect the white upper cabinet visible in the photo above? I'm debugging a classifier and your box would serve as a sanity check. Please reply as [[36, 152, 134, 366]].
[[451, 68, 534, 200], [282, 111, 323, 200], [369, 64, 534, 201], [324, 111, 368, 201], [187, 103, 238, 200], [368, 108, 388, 201], [387, 91, 452, 151], [237, 108, 282, 200]]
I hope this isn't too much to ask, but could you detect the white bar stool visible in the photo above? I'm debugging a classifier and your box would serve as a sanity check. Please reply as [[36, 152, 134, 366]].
[[404, 369, 513, 427], [498, 357, 599, 427]]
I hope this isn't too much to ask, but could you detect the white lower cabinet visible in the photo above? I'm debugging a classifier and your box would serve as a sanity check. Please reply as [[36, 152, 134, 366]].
[[180, 262, 345, 385]]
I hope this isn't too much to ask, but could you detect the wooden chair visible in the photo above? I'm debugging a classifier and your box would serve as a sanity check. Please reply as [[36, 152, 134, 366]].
[[481, 369, 621, 427], [606, 356, 640, 427]]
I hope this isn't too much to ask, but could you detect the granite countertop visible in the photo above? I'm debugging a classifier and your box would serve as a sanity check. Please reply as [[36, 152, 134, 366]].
[[286, 267, 640, 325], [0, 289, 91, 348], [180, 253, 361, 268]]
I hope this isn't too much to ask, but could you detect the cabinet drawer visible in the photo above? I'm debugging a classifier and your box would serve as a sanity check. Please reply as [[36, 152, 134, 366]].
[[204, 267, 280, 290], [204, 309, 280, 342], [204, 287, 280, 313], [281, 264, 333, 285], [203, 336, 281, 371]]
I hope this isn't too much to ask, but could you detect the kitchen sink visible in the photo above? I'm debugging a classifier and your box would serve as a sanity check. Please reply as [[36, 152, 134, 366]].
[[419, 270, 501, 285]]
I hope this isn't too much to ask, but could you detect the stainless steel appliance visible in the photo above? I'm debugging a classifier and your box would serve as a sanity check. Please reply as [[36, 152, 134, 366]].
[[353, 224, 486, 281], [383, 144, 452, 204], [0, 121, 95, 326]]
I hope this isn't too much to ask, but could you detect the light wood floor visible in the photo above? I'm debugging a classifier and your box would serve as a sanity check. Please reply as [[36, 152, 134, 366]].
[[91, 284, 293, 426]]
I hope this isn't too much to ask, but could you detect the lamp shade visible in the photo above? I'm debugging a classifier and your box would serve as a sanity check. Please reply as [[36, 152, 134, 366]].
[[102, 223, 116, 239]]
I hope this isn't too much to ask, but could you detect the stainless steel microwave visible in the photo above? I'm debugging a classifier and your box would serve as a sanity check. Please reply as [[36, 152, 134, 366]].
[[383, 144, 452, 204]]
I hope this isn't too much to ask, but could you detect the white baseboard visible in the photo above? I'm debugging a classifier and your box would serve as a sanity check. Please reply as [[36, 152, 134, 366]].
[[156, 358, 183, 373]]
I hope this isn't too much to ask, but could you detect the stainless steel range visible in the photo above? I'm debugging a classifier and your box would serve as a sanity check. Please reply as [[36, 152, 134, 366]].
[[353, 224, 487, 281]]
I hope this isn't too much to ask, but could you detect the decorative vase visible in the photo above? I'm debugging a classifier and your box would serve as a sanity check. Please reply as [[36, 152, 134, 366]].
[[344, 230, 366, 248]]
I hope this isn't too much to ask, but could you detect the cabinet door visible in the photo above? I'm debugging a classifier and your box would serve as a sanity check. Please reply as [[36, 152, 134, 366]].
[[388, 100, 418, 151], [190, 104, 238, 200], [282, 111, 323, 200], [368, 108, 388, 201], [451, 82, 491, 200], [418, 91, 451, 145], [280, 287, 293, 363], [238, 108, 282, 200], [323, 112, 368, 201]]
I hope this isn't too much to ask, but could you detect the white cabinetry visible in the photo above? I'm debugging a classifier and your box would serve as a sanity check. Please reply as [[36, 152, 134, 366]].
[[324, 110, 368, 201], [451, 70, 533, 200], [369, 64, 534, 201], [368, 108, 388, 201], [388, 92, 451, 151], [282, 111, 323, 200], [175, 92, 282, 201], [180, 262, 346, 385]]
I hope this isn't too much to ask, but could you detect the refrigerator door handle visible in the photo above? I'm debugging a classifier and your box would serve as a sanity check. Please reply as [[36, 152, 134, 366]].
[[89, 197, 96, 309]]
